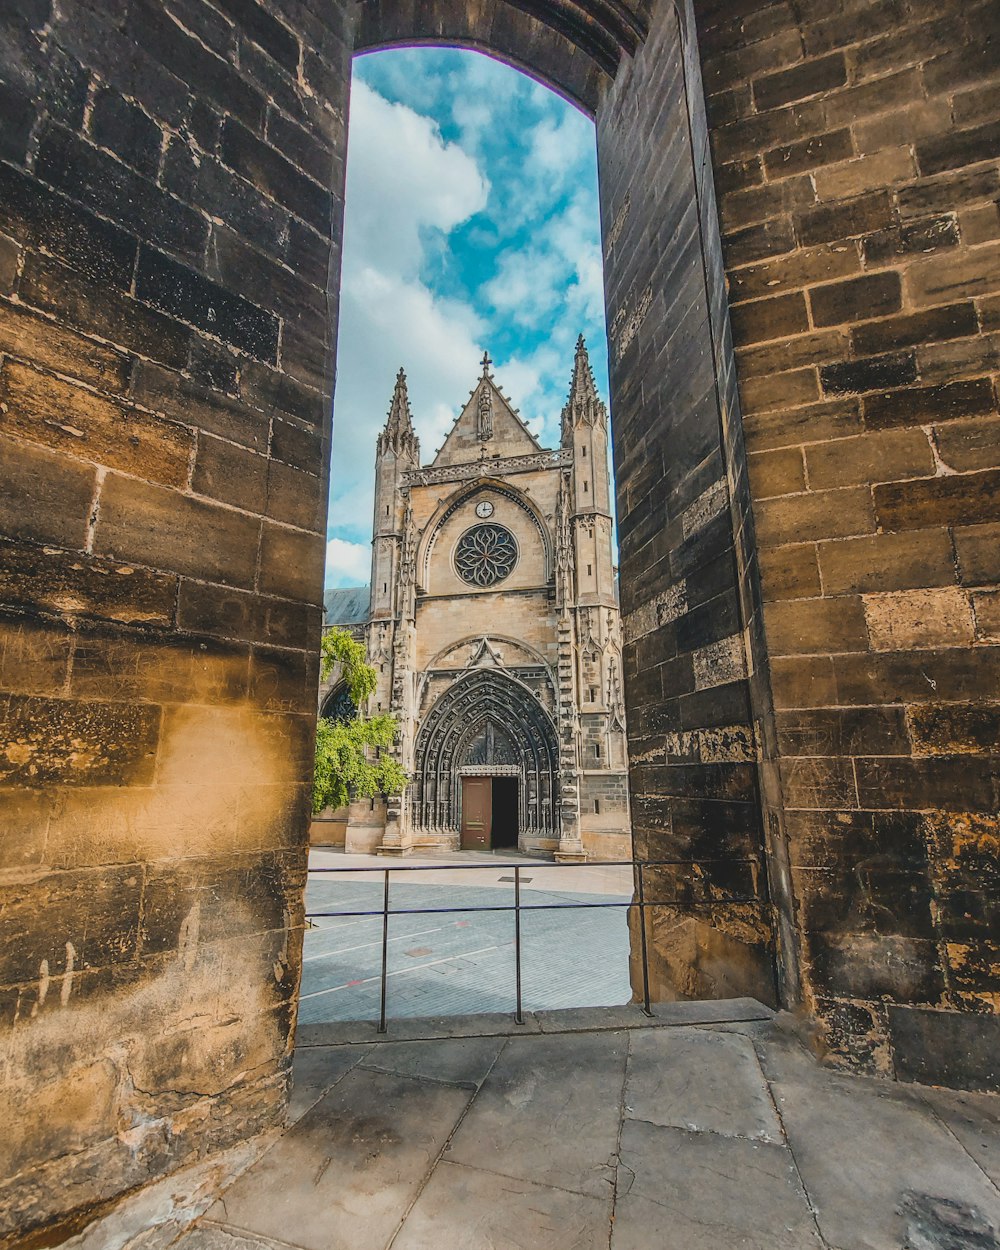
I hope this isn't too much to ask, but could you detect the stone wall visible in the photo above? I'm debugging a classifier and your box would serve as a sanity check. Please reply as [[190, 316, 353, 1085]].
[[598, 0, 784, 1008], [0, 0, 348, 1240], [695, 0, 1000, 1085]]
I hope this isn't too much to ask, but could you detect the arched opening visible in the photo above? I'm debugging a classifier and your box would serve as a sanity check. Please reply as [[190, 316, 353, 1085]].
[[11, 0, 998, 1235]]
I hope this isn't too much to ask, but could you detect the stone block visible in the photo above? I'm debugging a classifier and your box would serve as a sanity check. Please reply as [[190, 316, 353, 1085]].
[[764, 127, 853, 180], [258, 522, 325, 604], [758, 542, 822, 600], [0, 298, 130, 393], [812, 146, 916, 200], [851, 302, 979, 356], [0, 692, 160, 787], [874, 468, 1000, 531], [769, 655, 837, 708], [88, 84, 163, 176], [0, 159, 137, 288], [752, 51, 847, 111], [889, 1006, 1000, 1091], [764, 594, 869, 656], [795, 189, 894, 246], [193, 433, 269, 514], [907, 702, 1000, 756], [18, 251, 191, 371], [863, 587, 975, 651], [905, 240, 1000, 307], [862, 214, 959, 267], [805, 428, 934, 490], [177, 579, 320, 648], [753, 487, 876, 545], [0, 614, 73, 696], [934, 415, 1000, 473], [737, 328, 850, 379], [808, 271, 901, 326], [0, 863, 145, 986], [864, 377, 995, 431], [94, 473, 262, 588], [741, 365, 819, 412], [729, 290, 809, 344], [1, 360, 194, 487], [743, 396, 861, 451], [917, 119, 1000, 178], [0, 538, 178, 625], [135, 246, 280, 362], [776, 705, 910, 758], [973, 589, 1000, 640], [817, 528, 957, 595], [0, 432, 96, 549], [746, 446, 805, 498], [820, 351, 917, 395], [955, 521, 1000, 584]]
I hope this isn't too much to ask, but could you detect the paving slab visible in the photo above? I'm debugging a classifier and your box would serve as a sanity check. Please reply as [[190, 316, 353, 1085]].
[[612, 1119, 822, 1249], [626, 1025, 784, 1143], [445, 1030, 627, 1199], [772, 1069, 1000, 1250], [287, 1044, 371, 1125], [175, 1228, 296, 1250], [392, 1159, 613, 1249], [919, 1085, 1000, 1190], [359, 1036, 506, 1087], [204, 1067, 472, 1250], [296, 1010, 543, 1047]]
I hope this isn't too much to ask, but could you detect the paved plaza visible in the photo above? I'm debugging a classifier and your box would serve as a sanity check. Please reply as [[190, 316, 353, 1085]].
[[176, 1002, 1000, 1250], [300, 849, 634, 1025]]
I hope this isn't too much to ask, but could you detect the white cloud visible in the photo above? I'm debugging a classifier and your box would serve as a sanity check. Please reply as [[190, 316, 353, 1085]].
[[329, 80, 491, 544], [343, 81, 488, 280], [326, 537, 371, 587]]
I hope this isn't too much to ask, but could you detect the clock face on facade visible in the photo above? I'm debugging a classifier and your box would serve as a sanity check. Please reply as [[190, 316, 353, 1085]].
[[475, 499, 494, 518], [455, 523, 518, 587]]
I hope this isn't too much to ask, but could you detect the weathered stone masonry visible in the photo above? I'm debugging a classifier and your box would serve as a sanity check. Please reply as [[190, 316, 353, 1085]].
[[0, 0, 348, 1242], [1, 0, 999, 1240]]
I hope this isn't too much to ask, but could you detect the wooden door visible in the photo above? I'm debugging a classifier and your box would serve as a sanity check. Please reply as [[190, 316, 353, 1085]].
[[460, 777, 492, 850]]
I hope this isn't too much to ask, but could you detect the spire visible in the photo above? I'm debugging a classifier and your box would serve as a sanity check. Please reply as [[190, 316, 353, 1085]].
[[561, 335, 606, 443], [378, 367, 420, 460]]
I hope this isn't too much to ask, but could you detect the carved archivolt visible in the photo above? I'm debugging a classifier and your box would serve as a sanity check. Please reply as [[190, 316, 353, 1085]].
[[411, 669, 560, 837]]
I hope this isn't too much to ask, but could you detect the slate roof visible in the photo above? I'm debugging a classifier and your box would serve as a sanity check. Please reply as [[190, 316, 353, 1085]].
[[323, 585, 370, 625]]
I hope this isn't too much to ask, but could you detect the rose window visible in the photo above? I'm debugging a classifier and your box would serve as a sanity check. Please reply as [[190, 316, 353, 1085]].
[[454, 523, 518, 587]]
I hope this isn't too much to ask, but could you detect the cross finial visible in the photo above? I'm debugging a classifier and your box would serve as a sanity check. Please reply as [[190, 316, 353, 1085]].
[[481, 350, 492, 376]]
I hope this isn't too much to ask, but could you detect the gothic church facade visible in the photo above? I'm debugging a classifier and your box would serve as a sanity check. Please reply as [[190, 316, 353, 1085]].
[[330, 340, 630, 861]]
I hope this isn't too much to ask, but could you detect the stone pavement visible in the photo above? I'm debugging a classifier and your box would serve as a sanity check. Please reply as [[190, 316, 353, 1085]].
[[301, 850, 633, 1024], [175, 1002, 1000, 1250]]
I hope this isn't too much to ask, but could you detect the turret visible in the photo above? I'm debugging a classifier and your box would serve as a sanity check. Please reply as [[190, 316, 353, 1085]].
[[371, 369, 420, 621], [561, 337, 615, 607]]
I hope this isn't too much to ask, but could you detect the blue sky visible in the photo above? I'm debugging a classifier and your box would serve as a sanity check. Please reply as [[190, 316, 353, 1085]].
[[326, 48, 610, 587]]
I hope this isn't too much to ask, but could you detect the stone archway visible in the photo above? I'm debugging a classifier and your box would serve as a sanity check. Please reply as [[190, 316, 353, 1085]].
[[411, 669, 561, 847], [4, 0, 1000, 1237]]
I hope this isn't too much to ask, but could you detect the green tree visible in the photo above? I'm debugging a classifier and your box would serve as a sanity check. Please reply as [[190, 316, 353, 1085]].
[[312, 627, 407, 813]]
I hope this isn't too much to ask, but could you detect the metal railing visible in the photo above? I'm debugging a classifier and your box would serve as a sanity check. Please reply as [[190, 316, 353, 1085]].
[[305, 858, 760, 1033]]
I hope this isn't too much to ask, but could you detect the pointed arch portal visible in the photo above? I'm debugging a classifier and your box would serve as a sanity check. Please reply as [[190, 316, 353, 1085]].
[[412, 669, 561, 845]]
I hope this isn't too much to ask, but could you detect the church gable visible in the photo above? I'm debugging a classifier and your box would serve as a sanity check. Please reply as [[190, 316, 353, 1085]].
[[430, 356, 542, 468]]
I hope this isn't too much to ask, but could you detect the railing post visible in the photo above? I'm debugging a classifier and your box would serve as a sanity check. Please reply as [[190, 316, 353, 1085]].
[[637, 861, 653, 1017], [378, 868, 390, 1034], [514, 865, 524, 1025]]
